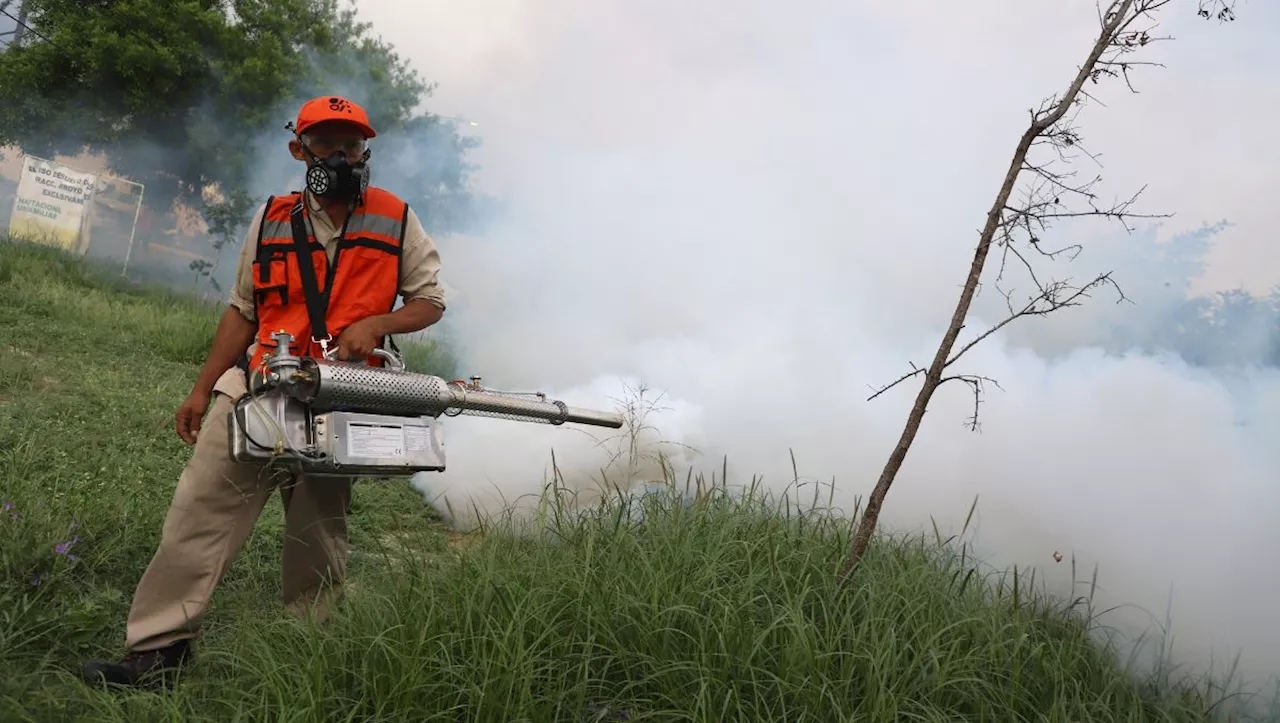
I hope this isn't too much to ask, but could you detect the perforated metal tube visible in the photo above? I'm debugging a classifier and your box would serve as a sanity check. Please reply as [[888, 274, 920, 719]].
[[289, 362, 455, 416], [285, 360, 623, 428]]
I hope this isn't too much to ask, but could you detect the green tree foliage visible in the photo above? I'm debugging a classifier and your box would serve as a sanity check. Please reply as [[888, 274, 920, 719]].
[[0, 0, 483, 249], [1021, 220, 1280, 369], [1105, 222, 1280, 368]]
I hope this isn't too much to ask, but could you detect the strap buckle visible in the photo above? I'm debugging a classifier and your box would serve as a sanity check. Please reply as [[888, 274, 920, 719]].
[[315, 335, 335, 360]]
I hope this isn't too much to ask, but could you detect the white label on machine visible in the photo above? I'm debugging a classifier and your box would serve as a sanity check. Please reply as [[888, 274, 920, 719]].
[[346, 423, 406, 459], [403, 425, 432, 452]]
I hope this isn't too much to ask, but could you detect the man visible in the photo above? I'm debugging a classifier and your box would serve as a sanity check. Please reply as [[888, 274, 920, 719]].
[[81, 95, 447, 687]]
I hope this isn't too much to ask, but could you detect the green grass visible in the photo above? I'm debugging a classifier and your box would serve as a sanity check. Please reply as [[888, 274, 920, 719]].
[[0, 235, 1263, 721]]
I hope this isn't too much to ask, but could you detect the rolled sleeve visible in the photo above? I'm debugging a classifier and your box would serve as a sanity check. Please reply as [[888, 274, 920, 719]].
[[398, 207, 447, 310], [227, 204, 267, 323]]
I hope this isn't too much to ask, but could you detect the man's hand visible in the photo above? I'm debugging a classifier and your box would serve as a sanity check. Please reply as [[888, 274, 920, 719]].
[[176, 389, 212, 445], [333, 301, 444, 361], [182, 305, 255, 443], [335, 316, 384, 361]]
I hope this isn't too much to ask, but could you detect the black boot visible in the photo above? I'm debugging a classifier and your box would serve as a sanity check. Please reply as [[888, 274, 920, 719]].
[[80, 639, 193, 688]]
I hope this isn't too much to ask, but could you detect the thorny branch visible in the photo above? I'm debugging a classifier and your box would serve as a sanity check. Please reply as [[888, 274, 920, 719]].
[[939, 375, 1004, 432], [866, 274, 1126, 403], [839, 0, 1241, 578], [873, 372, 1006, 432]]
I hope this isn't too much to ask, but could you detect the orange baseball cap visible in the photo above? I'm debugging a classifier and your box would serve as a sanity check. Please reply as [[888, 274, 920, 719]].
[[294, 95, 377, 138]]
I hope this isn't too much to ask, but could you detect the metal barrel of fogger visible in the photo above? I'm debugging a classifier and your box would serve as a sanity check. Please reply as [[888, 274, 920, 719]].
[[287, 359, 624, 428]]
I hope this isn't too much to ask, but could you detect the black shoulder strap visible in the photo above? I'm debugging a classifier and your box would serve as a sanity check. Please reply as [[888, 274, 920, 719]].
[[253, 196, 276, 278], [381, 202, 411, 356], [288, 200, 331, 349]]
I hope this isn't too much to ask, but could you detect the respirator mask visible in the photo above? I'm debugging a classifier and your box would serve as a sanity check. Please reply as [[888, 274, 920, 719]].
[[298, 134, 372, 202]]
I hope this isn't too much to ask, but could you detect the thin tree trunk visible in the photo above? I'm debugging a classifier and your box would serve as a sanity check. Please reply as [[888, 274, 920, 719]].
[[838, 0, 1135, 581]]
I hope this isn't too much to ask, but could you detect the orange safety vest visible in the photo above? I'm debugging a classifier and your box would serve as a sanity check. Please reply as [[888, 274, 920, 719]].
[[247, 187, 407, 371]]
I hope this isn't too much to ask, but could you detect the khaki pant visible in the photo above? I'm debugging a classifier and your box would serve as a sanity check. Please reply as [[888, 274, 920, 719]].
[[124, 368, 353, 652]]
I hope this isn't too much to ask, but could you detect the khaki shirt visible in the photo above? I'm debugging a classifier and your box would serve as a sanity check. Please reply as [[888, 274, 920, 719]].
[[227, 190, 446, 322]]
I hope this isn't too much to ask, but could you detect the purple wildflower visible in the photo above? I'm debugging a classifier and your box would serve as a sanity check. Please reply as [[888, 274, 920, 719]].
[[29, 573, 40, 586], [55, 535, 81, 556]]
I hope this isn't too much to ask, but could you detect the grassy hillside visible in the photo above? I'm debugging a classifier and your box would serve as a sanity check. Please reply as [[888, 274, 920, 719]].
[[0, 236, 1247, 721]]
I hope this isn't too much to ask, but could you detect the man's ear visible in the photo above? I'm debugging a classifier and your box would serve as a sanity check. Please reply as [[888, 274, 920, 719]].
[[288, 139, 307, 162]]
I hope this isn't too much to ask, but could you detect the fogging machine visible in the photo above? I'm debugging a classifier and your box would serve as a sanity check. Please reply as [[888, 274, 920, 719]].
[[229, 331, 624, 477]]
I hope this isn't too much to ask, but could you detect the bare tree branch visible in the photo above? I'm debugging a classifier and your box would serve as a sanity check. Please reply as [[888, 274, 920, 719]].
[[866, 273, 1128, 402], [938, 375, 1005, 432], [837, 0, 1239, 580], [1198, 0, 1237, 22]]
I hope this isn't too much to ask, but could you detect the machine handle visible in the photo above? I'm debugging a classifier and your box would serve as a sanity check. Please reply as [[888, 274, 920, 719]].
[[322, 345, 406, 371], [370, 348, 406, 371]]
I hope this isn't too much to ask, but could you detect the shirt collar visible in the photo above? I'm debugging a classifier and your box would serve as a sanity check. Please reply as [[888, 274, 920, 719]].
[[303, 190, 337, 235]]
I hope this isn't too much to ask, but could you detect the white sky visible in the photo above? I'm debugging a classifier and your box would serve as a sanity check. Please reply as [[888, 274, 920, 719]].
[[349, 0, 1280, 702]]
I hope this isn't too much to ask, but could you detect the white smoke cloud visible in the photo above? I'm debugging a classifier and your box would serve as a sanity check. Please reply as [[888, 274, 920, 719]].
[[350, 0, 1280, 701]]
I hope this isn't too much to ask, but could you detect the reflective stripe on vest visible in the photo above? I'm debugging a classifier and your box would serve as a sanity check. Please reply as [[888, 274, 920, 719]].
[[247, 188, 407, 372], [256, 208, 406, 254]]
